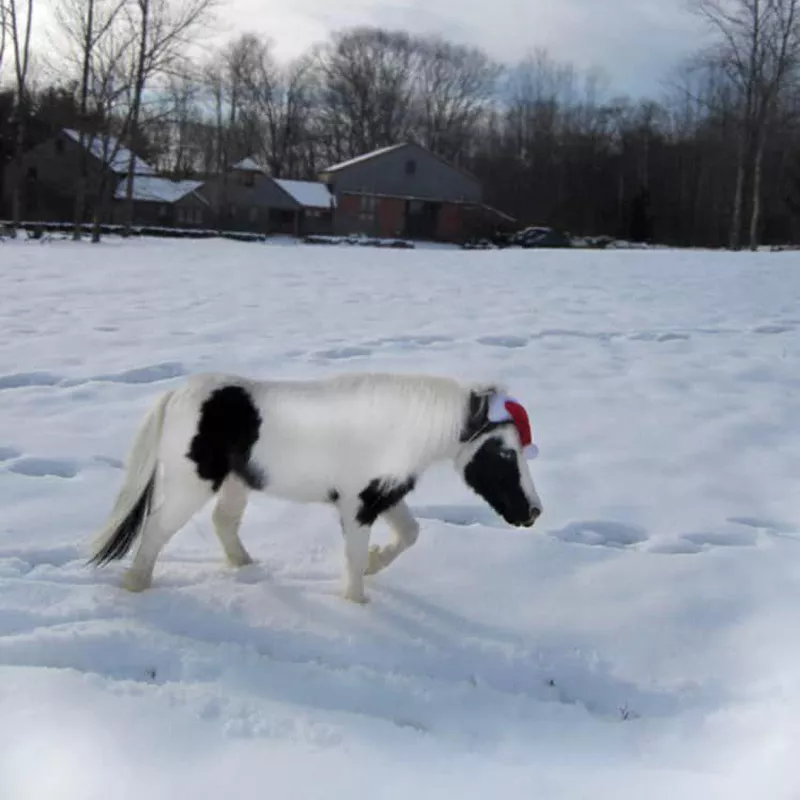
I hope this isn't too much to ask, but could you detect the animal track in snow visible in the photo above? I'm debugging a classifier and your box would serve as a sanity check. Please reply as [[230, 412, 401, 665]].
[[680, 530, 759, 548], [314, 346, 373, 360], [728, 516, 798, 534], [412, 504, 507, 528], [0, 362, 187, 392], [0, 446, 22, 461], [550, 520, 649, 549], [753, 324, 795, 335], [476, 335, 529, 348], [7, 456, 80, 479], [89, 361, 187, 385], [0, 371, 63, 391]]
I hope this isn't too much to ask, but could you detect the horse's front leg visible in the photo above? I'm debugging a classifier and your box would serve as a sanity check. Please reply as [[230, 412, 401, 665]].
[[365, 499, 420, 576], [338, 506, 372, 604]]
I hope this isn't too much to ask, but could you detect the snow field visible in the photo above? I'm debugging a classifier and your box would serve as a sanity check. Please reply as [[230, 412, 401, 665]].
[[1, 237, 800, 798]]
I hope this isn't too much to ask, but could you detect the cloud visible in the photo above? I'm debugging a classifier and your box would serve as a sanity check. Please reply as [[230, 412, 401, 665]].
[[226, 0, 710, 97]]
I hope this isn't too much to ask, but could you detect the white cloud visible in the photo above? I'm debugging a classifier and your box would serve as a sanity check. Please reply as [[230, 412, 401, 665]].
[[226, 0, 711, 96]]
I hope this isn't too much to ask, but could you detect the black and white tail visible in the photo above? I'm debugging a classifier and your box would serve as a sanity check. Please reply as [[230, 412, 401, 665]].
[[88, 390, 174, 566]]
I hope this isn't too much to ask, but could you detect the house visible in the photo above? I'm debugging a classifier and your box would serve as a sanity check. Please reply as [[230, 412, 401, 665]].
[[1, 128, 208, 227], [112, 175, 209, 228], [198, 159, 335, 236], [317, 142, 514, 242]]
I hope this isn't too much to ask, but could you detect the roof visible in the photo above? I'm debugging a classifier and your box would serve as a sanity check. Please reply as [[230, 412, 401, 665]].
[[319, 141, 480, 184], [113, 175, 207, 204], [274, 179, 334, 209], [319, 144, 408, 175], [63, 128, 155, 175], [233, 157, 264, 171]]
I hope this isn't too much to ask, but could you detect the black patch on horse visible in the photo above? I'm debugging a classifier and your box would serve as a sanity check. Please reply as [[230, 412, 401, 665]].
[[328, 489, 340, 503], [463, 437, 530, 526], [356, 476, 416, 526], [187, 385, 264, 491]]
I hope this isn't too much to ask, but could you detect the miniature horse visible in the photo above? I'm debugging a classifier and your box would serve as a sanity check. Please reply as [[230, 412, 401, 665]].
[[88, 371, 543, 603]]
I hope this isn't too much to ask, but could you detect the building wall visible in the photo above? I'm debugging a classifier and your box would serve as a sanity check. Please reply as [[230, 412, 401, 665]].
[[2, 132, 116, 221], [320, 143, 482, 206], [437, 202, 464, 241], [110, 192, 208, 227], [198, 169, 298, 232]]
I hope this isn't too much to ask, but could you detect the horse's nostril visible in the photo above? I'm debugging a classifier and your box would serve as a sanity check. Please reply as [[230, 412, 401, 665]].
[[529, 507, 542, 523]]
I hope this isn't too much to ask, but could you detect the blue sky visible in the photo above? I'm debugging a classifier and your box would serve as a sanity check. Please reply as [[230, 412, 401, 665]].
[[228, 0, 712, 98]]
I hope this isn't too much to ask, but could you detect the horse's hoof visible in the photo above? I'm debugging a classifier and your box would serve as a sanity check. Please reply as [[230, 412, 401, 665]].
[[364, 545, 384, 576], [122, 571, 151, 593], [343, 588, 370, 604], [228, 552, 255, 568]]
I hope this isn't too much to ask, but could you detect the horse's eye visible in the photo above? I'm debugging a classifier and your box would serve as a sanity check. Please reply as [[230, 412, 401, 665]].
[[500, 449, 516, 461]]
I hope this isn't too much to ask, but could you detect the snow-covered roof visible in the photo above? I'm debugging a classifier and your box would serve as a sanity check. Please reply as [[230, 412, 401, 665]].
[[63, 128, 155, 175], [113, 175, 206, 204], [319, 144, 408, 174], [233, 157, 264, 172], [275, 179, 334, 209]]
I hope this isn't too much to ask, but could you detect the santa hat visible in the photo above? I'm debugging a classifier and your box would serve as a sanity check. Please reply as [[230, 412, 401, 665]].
[[487, 393, 539, 459]]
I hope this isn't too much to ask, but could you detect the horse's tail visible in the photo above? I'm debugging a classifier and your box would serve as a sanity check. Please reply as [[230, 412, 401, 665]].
[[88, 389, 175, 566]]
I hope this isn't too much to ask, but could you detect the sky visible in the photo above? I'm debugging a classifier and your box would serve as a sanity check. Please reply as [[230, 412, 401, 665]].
[[30, 0, 712, 100], [221, 0, 712, 98]]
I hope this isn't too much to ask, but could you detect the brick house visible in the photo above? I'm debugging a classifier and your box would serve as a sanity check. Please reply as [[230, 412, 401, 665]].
[[318, 142, 514, 242], [198, 158, 335, 236]]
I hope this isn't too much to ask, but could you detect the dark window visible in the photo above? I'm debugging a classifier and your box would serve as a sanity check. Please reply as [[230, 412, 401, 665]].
[[27, 166, 38, 180], [242, 171, 255, 187], [55, 139, 64, 154], [405, 159, 416, 175]]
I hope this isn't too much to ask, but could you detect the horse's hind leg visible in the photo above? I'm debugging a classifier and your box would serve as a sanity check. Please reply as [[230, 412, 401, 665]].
[[212, 475, 254, 567], [123, 462, 213, 592]]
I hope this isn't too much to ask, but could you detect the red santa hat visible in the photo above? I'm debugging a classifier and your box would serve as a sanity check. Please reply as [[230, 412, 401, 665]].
[[487, 393, 539, 459]]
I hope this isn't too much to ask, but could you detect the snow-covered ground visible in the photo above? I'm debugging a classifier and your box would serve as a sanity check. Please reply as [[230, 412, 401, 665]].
[[1, 237, 799, 799]]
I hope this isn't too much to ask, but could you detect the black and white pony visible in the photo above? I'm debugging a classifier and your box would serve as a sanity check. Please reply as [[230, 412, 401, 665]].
[[88, 372, 543, 603]]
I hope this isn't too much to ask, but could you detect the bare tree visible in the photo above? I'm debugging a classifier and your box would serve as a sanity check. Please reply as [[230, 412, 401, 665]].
[[413, 35, 501, 162], [53, 0, 128, 239], [1, 1, 9, 80], [120, 0, 217, 236], [695, 0, 800, 249], [7, 0, 34, 236]]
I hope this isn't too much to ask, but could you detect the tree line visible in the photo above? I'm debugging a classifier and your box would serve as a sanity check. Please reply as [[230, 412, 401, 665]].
[[3, 0, 800, 248]]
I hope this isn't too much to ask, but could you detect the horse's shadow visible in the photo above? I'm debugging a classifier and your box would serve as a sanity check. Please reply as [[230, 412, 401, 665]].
[[119, 564, 701, 731]]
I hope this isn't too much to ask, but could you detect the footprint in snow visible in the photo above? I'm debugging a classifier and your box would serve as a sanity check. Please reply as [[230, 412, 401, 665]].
[[0, 446, 22, 462], [550, 520, 649, 549], [8, 456, 80, 479], [0, 371, 63, 391], [476, 335, 529, 349]]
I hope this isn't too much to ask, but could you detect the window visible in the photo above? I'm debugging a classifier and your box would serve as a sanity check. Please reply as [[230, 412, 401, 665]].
[[27, 166, 38, 180], [55, 139, 64, 154], [229, 204, 237, 217], [194, 208, 203, 225], [248, 207, 257, 223], [242, 171, 255, 187], [158, 204, 168, 219], [405, 159, 416, 175]]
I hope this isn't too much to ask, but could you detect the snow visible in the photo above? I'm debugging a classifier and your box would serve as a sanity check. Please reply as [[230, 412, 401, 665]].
[[232, 157, 264, 172], [275, 178, 335, 209], [1, 239, 800, 799], [320, 143, 407, 174], [63, 129, 156, 176], [112, 176, 206, 204]]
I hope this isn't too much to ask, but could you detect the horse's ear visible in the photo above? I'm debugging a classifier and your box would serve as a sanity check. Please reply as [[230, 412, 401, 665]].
[[460, 389, 491, 443]]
